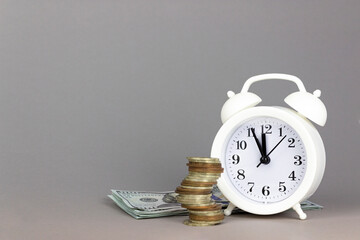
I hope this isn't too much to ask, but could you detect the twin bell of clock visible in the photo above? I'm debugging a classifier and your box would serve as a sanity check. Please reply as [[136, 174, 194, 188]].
[[220, 74, 327, 125], [211, 73, 327, 220]]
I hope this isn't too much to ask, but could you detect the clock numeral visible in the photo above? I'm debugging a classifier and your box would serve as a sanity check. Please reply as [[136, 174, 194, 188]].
[[261, 124, 272, 134], [232, 154, 240, 164], [294, 155, 302, 166], [279, 182, 286, 192], [262, 185, 270, 196], [288, 171, 296, 181], [279, 127, 283, 137], [288, 138, 295, 148], [248, 182, 255, 192], [236, 140, 247, 150], [237, 169, 245, 180]]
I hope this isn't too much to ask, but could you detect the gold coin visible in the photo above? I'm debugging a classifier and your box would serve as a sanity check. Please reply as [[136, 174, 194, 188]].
[[181, 180, 217, 187], [189, 219, 223, 225], [183, 219, 222, 226], [185, 174, 220, 179], [181, 201, 216, 208], [181, 203, 219, 210], [186, 175, 221, 181], [188, 167, 224, 173], [183, 180, 218, 184], [189, 166, 223, 173], [184, 176, 219, 182], [187, 172, 222, 177], [177, 193, 212, 198], [176, 197, 212, 205], [180, 185, 213, 190], [186, 162, 222, 168], [183, 219, 215, 227], [189, 214, 225, 222], [176, 195, 212, 201], [177, 197, 212, 202], [178, 200, 212, 205], [175, 187, 212, 195], [186, 172, 221, 176], [188, 210, 223, 216], [177, 196, 212, 200], [187, 157, 220, 163]]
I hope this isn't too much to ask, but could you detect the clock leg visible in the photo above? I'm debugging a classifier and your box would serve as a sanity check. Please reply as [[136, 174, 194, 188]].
[[224, 202, 236, 216], [292, 203, 307, 220]]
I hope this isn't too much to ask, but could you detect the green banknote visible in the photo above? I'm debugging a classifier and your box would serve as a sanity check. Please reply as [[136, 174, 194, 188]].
[[108, 186, 323, 219]]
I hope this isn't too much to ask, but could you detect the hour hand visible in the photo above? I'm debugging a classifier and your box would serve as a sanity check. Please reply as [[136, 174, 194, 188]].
[[250, 128, 265, 157], [255, 131, 271, 168]]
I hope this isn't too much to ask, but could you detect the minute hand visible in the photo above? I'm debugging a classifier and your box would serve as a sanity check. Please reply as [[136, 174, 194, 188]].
[[266, 135, 286, 157]]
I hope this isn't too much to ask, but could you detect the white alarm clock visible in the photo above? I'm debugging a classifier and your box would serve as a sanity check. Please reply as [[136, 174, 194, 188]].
[[211, 74, 327, 220]]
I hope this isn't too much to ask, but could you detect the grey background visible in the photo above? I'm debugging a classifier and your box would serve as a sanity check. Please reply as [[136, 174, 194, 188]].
[[1, 1, 359, 239]]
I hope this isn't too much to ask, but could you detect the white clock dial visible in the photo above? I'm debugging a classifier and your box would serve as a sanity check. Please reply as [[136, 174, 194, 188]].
[[224, 117, 307, 204]]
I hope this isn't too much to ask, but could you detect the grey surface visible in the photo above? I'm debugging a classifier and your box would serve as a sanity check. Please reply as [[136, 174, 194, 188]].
[[0, 1, 359, 239]]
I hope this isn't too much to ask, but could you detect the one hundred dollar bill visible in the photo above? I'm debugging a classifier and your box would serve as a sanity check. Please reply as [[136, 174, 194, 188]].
[[109, 190, 187, 219], [109, 186, 323, 219]]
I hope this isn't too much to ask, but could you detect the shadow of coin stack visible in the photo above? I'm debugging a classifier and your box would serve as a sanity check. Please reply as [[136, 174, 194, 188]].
[[175, 157, 224, 226]]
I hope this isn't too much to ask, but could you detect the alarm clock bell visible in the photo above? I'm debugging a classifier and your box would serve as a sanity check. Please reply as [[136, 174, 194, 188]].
[[220, 91, 261, 123], [221, 74, 327, 126], [284, 90, 327, 126]]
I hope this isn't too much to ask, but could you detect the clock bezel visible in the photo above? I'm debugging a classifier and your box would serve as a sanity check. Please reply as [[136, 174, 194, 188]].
[[211, 106, 324, 215]]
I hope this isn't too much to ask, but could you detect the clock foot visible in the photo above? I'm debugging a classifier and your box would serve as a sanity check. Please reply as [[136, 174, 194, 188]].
[[224, 203, 236, 216], [293, 203, 307, 220]]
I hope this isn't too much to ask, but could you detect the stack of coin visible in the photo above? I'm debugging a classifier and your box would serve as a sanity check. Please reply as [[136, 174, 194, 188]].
[[175, 157, 224, 226]]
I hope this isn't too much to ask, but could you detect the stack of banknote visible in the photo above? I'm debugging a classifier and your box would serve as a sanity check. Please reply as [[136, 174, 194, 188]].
[[109, 190, 186, 219], [108, 186, 322, 219]]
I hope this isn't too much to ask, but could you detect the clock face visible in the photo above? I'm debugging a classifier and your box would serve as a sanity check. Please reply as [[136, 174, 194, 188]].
[[224, 116, 307, 204]]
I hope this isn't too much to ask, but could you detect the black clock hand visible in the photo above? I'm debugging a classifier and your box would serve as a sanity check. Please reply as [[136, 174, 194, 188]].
[[266, 135, 287, 157], [251, 128, 271, 168], [256, 135, 286, 168], [262, 133, 267, 156], [256, 131, 273, 168], [251, 128, 265, 157]]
